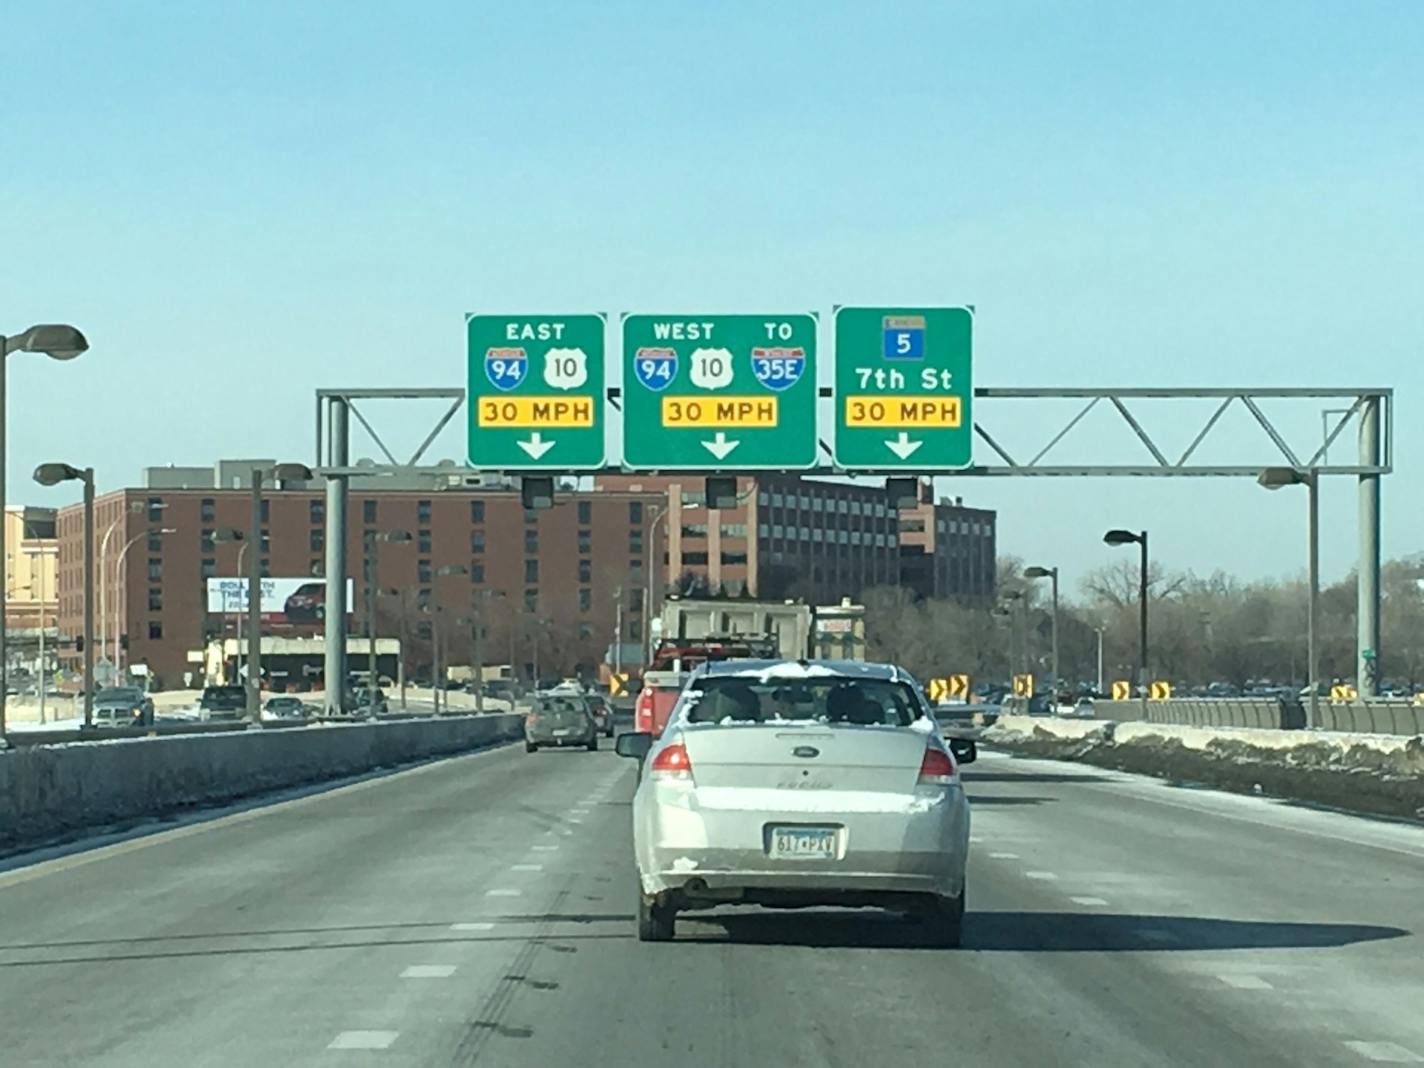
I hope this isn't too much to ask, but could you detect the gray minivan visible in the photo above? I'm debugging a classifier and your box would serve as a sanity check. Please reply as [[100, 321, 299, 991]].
[[524, 693, 598, 753]]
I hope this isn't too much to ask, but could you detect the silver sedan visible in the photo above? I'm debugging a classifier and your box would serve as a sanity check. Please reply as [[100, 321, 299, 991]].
[[616, 659, 974, 946]]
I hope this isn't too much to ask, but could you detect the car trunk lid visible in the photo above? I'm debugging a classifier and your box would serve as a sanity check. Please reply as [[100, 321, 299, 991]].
[[678, 723, 929, 795]]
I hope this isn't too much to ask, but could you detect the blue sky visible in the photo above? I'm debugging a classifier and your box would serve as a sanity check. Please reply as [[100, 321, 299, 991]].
[[3, 1, 1419, 594]]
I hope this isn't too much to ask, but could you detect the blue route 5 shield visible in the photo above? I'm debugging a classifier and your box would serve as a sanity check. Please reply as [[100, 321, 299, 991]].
[[633, 347, 677, 392], [484, 347, 528, 391], [750, 346, 806, 392]]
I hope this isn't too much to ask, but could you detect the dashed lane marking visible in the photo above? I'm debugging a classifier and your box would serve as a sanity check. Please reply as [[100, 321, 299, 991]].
[[328, 1031, 399, 1050], [1218, 974, 1274, 990], [1343, 1041, 1424, 1063], [402, 965, 457, 979]]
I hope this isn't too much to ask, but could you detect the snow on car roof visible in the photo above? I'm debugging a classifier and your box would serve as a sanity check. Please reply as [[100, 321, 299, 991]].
[[694, 659, 908, 683]]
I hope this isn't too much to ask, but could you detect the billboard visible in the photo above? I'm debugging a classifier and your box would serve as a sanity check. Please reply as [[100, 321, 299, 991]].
[[206, 577, 355, 624]]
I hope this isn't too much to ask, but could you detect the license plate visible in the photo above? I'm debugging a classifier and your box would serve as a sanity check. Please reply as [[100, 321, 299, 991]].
[[553, 728, 572, 737], [769, 827, 837, 860]]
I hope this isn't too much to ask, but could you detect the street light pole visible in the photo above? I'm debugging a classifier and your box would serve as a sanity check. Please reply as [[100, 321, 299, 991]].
[[1259, 467, 1321, 728], [247, 469, 263, 722], [613, 585, 624, 679], [1095, 626, 1105, 695], [82, 470, 94, 728], [1024, 566, 1060, 700], [2, 325, 89, 740], [34, 463, 96, 729], [1137, 533, 1148, 689], [242, 463, 312, 722], [363, 530, 412, 703], [1104, 529, 1149, 692], [113, 527, 176, 676]]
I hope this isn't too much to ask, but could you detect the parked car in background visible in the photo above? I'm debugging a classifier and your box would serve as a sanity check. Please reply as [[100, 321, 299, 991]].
[[351, 688, 389, 716], [199, 684, 248, 720], [92, 686, 155, 728], [1059, 696, 1096, 719], [1026, 692, 1055, 716], [262, 696, 309, 721], [585, 693, 615, 737], [525, 693, 599, 752]]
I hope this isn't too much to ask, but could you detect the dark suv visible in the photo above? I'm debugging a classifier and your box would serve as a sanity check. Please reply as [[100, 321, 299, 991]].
[[200, 685, 248, 720]]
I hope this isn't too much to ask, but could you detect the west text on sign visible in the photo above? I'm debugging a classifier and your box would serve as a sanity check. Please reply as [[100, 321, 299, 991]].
[[621, 313, 817, 470]]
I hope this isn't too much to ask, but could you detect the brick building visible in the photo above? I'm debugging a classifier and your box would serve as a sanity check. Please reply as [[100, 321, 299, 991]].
[[55, 474, 662, 688], [896, 482, 997, 601], [594, 473, 995, 605]]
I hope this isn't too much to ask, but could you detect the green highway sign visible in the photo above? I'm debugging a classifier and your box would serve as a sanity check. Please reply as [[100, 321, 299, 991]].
[[832, 306, 973, 470], [621, 314, 817, 470], [467, 314, 605, 470]]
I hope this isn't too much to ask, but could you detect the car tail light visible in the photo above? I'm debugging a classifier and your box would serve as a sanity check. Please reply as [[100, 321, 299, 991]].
[[918, 747, 956, 786], [634, 688, 653, 732], [650, 742, 692, 780]]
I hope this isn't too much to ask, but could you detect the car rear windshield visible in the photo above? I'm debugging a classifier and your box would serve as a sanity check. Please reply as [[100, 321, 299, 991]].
[[534, 696, 586, 716], [201, 686, 246, 708], [683, 676, 923, 727], [96, 688, 143, 702]]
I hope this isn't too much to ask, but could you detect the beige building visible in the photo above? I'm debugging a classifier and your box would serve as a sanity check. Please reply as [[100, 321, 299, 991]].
[[5, 506, 58, 625], [4, 506, 59, 682]]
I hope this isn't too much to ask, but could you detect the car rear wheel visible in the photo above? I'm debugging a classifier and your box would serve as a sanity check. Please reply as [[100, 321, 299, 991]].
[[525, 741, 537, 753], [919, 890, 965, 949], [587, 735, 599, 752], [637, 895, 675, 942]]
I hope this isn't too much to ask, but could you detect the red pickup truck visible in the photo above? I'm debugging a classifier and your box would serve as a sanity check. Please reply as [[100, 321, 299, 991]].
[[633, 635, 778, 737]]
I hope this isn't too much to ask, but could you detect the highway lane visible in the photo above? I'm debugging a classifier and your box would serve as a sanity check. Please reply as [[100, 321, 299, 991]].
[[0, 741, 1419, 1065]]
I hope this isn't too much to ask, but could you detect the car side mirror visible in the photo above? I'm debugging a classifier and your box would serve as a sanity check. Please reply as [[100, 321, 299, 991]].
[[615, 731, 653, 761], [948, 738, 977, 765]]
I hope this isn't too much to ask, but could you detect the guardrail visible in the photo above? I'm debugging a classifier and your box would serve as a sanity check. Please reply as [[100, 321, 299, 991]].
[[3, 707, 521, 749], [0, 712, 526, 849], [1087, 697, 1422, 736], [1315, 700, 1424, 736], [1090, 697, 1301, 730]]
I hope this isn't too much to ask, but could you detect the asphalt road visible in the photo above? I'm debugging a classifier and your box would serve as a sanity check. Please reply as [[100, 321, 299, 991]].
[[0, 741, 1420, 1066]]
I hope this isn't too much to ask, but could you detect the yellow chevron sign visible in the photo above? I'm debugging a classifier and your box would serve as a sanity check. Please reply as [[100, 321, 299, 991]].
[[608, 672, 632, 696], [948, 673, 970, 699], [1148, 680, 1172, 700], [1111, 680, 1131, 700], [927, 678, 950, 702], [1330, 683, 1357, 703], [1011, 674, 1033, 698]]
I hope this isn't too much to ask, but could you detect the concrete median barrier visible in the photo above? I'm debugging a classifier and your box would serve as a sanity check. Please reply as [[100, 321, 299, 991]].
[[983, 714, 1424, 823], [0, 713, 524, 850]]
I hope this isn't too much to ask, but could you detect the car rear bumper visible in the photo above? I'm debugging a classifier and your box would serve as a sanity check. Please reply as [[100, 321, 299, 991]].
[[526, 730, 594, 746], [633, 790, 969, 902]]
